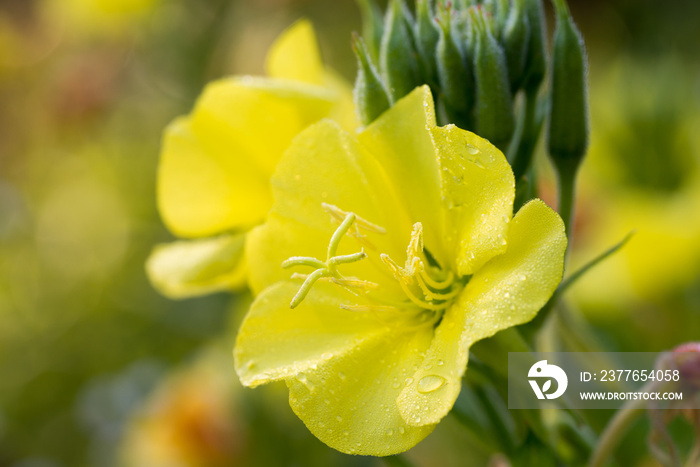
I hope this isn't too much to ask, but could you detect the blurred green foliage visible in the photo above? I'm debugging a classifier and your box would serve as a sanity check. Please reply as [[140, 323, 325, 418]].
[[0, 0, 699, 466]]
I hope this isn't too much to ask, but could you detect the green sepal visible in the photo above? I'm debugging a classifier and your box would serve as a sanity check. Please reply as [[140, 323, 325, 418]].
[[502, 0, 531, 92], [352, 34, 391, 125], [436, 4, 475, 129], [470, 8, 515, 150], [522, 0, 547, 94], [356, 0, 384, 62], [379, 0, 422, 102], [414, 0, 440, 86], [547, 0, 589, 171]]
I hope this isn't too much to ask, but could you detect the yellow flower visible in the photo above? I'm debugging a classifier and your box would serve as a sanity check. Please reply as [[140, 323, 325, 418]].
[[147, 20, 355, 298], [234, 86, 566, 455]]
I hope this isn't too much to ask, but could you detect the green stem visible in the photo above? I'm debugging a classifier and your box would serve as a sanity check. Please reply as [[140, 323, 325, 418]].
[[556, 160, 579, 249], [588, 398, 645, 467], [510, 89, 542, 181]]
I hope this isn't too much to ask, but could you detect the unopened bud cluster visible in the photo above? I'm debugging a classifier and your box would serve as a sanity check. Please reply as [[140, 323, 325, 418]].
[[354, 0, 589, 180]]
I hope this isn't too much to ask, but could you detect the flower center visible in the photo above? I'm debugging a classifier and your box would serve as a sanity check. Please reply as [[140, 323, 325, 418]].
[[281, 204, 465, 326]]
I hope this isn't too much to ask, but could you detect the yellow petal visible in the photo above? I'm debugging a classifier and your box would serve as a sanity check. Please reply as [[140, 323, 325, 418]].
[[146, 234, 247, 299], [246, 119, 412, 295], [158, 77, 335, 237], [235, 281, 383, 386], [324, 69, 358, 132], [234, 280, 435, 455], [431, 124, 515, 276], [358, 86, 448, 266], [397, 199, 566, 426], [266, 19, 324, 85]]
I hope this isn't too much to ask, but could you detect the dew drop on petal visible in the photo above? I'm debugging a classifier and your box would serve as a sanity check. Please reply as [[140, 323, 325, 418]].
[[437, 360, 444, 366], [404, 377, 414, 386], [465, 143, 480, 155], [386, 428, 394, 436], [399, 426, 405, 434], [417, 375, 446, 393]]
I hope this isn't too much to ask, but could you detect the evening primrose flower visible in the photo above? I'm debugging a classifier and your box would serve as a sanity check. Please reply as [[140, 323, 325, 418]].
[[234, 86, 566, 455], [147, 20, 355, 298]]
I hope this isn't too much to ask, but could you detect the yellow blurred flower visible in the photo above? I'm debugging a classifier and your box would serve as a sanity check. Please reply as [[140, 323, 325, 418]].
[[42, 0, 157, 38], [570, 59, 700, 309], [234, 86, 566, 456], [147, 20, 355, 298]]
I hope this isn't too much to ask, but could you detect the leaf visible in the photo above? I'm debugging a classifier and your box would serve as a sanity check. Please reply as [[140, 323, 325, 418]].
[[559, 231, 634, 294]]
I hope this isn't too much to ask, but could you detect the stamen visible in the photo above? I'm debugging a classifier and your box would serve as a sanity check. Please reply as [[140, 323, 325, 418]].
[[420, 269, 455, 290], [379, 221, 461, 314], [322, 203, 387, 234], [330, 277, 379, 290], [396, 279, 453, 312]]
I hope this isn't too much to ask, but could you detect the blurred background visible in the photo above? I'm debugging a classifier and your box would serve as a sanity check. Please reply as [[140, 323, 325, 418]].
[[0, 0, 698, 466]]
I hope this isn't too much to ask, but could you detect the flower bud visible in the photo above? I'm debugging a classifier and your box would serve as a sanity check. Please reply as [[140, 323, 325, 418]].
[[470, 8, 514, 150], [436, 5, 474, 129], [502, 0, 530, 92], [356, 0, 384, 63], [673, 343, 700, 390], [414, 0, 440, 86], [379, 0, 422, 102], [352, 35, 391, 125], [547, 0, 589, 170], [521, 0, 547, 94]]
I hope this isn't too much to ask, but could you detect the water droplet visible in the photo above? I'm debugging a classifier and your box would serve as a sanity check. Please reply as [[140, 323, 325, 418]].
[[414, 415, 422, 423], [404, 377, 414, 386], [322, 352, 333, 360], [386, 428, 394, 436], [425, 364, 433, 370], [465, 143, 480, 155], [336, 415, 343, 422], [504, 292, 510, 298], [519, 274, 527, 281], [503, 214, 510, 224], [417, 375, 447, 393], [392, 379, 401, 389], [246, 360, 256, 370], [343, 430, 349, 437], [338, 372, 346, 381], [399, 427, 405, 434], [437, 360, 444, 366]]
